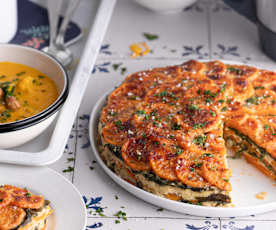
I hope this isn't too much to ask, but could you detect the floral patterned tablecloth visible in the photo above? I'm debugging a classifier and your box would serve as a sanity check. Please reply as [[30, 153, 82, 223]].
[[44, 0, 276, 229]]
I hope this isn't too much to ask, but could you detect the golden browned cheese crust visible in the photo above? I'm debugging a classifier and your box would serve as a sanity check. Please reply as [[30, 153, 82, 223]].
[[98, 60, 276, 206]]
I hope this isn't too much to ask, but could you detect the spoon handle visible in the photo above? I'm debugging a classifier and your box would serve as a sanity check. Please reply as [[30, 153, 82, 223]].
[[55, 0, 82, 47], [47, 0, 63, 50]]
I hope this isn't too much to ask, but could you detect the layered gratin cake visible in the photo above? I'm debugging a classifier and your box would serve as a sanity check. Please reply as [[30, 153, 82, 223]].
[[0, 185, 53, 230], [97, 60, 276, 206]]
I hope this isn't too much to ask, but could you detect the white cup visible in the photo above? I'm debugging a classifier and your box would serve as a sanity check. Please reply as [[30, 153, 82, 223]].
[[0, 0, 17, 43]]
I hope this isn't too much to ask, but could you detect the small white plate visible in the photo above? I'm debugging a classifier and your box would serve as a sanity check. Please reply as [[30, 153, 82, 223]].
[[89, 91, 276, 218], [0, 164, 87, 230]]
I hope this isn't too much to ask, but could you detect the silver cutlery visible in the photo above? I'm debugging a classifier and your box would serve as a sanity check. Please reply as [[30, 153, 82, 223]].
[[43, 0, 81, 67]]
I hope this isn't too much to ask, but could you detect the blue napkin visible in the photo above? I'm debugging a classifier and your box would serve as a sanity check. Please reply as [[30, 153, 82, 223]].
[[10, 0, 82, 49]]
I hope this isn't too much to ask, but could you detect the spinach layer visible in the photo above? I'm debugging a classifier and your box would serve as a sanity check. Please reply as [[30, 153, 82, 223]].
[[106, 143, 214, 192], [228, 127, 276, 174]]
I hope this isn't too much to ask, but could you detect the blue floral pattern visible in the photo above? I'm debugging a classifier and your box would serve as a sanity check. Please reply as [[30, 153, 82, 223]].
[[100, 44, 112, 55], [78, 114, 90, 149], [83, 196, 104, 212], [213, 44, 239, 58], [20, 25, 49, 40], [222, 221, 254, 230], [182, 45, 208, 59], [186, 221, 218, 230], [92, 62, 111, 74], [86, 223, 103, 229]]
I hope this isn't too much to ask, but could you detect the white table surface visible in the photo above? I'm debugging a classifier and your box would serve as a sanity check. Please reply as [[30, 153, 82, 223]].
[[39, 0, 276, 229]]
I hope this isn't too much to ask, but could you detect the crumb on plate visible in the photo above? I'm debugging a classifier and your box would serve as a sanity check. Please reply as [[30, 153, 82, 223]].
[[255, 192, 267, 200]]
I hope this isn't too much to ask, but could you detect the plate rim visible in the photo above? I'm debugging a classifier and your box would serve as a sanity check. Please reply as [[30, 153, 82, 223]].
[[88, 59, 276, 217], [0, 164, 87, 230]]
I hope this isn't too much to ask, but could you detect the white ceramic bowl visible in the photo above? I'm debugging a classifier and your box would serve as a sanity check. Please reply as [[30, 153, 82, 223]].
[[0, 44, 68, 148], [134, 0, 197, 14]]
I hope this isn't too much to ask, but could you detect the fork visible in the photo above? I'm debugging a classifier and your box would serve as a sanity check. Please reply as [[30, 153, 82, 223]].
[[43, 0, 81, 67]]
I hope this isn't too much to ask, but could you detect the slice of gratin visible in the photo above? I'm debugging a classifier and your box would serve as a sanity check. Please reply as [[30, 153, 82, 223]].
[[225, 114, 276, 180], [0, 185, 53, 230]]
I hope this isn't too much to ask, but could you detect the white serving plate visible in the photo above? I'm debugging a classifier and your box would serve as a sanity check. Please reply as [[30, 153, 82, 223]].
[[0, 0, 116, 165], [89, 61, 276, 217], [0, 163, 87, 230]]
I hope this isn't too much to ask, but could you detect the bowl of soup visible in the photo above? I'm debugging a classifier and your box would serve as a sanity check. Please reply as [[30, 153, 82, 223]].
[[0, 44, 68, 148]]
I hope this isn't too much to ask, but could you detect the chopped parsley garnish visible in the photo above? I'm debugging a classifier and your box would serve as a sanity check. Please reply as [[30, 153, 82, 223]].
[[197, 89, 201, 95], [227, 66, 243, 75], [221, 106, 228, 112], [114, 210, 127, 221], [227, 98, 232, 103], [1, 110, 11, 118], [202, 153, 213, 157], [194, 163, 202, 168], [95, 207, 105, 217], [136, 110, 146, 115], [188, 104, 198, 111], [121, 67, 127, 75], [62, 166, 74, 173], [220, 83, 226, 93], [264, 124, 276, 135], [159, 90, 168, 97], [270, 126, 276, 135], [205, 98, 212, 104], [114, 120, 123, 130], [38, 75, 45, 79], [144, 114, 150, 120], [210, 111, 216, 117], [192, 122, 206, 130], [204, 90, 217, 98], [171, 123, 181, 130], [143, 33, 159, 41], [153, 141, 159, 146], [26, 192, 32, 197], [155, 90, 178, 100], [16, 71, 26, 76], [193, 135, 207, 146], [129, 95, 137, 100], [67, 157, 75, 162], [175, 146, 184, 155], [112, 63, 122, 71], [254, 86, 265, 90], [218, 99, 225, 103], [168, 134, 175, 139], [246, 96, 259, 105]]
